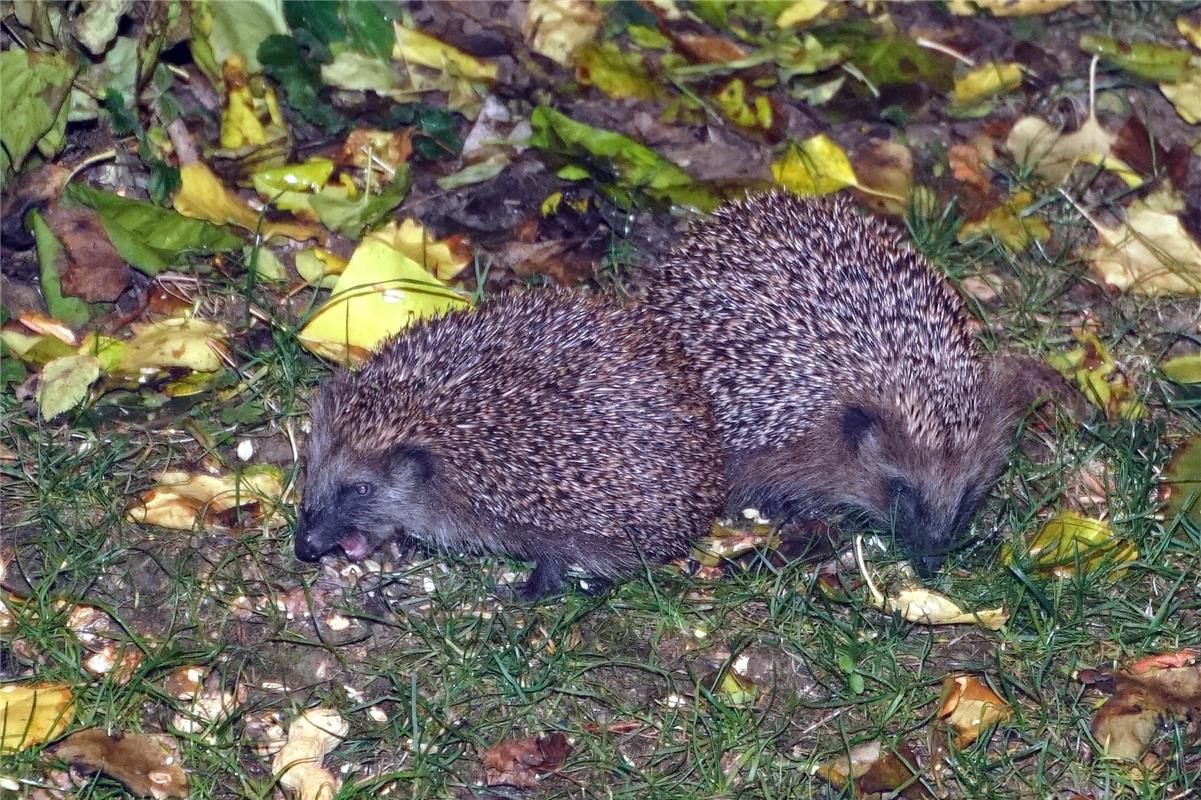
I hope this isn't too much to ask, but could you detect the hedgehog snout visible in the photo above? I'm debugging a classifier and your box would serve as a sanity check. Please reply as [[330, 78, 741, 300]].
[[294, 504, 338, 562]]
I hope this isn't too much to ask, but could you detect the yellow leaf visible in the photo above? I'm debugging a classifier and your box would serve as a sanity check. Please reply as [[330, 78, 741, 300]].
[[37, 354, 101, 420], [116, 317, 229, 375], [959, 191, 1051, 251], [366, 219, 473, 282], [1179, 14, 1201, 50], [1160, 63, 1201, 124], [1008, 512, 1139, 579], [937, 675, 1011, 748], [777, 0, 830, 28], [947, 0, 1073, 15], [1006, 114, 1142, 187], [1086, 187, 1201, 295], [524, 0, 603, 66], [575, 42, 659, 101], [393, 22, 498, 82], [126, 468, 288, 531], [714, 78, 772, 131], [294, 248, 348, 289], [219, 56, 289, 150], [0, 683, 73, 752], [772, 134, 859, 197], [272, 708, 348, 800], [952, 62, 1022, 106], [174, 162, 323, 243], [1046, 330, 1145, 419], [298, 238, 469, 364]]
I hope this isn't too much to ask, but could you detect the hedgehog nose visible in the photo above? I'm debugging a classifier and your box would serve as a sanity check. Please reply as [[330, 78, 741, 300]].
[[294, 508, 324, 563], [914, 552, 946, 578]]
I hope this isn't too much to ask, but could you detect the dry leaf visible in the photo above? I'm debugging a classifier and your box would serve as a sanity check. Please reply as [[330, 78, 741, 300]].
[[1083, 650, 1201, 762], [1006, 114, 1141, 187], [813, 740, 929, 798], [481, 732, 571, 789], [116, 317, 229, 375], [523, 0, 602, 66], [57, 729, 188, 799], [0, 683, 73, 752], [125, 468, 287, 531], [937, 675, 1012, 747], [272, 708, 348, 800], [1084, 186, 1201, 295]]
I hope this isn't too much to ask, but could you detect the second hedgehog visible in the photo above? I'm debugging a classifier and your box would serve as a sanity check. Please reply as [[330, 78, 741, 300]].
[[645, 192, 1051, 571], [295, 291, 724, 600]]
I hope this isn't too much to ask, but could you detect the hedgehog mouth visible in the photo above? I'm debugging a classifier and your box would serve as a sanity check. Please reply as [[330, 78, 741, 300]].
[[338, 533, 371, 560]]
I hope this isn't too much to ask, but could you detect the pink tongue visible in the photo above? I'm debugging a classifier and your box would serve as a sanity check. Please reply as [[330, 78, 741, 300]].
[[339, 533, 370, 560]]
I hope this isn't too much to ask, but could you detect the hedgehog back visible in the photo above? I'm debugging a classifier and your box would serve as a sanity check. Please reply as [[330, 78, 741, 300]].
[[310, 291, 723, 570]]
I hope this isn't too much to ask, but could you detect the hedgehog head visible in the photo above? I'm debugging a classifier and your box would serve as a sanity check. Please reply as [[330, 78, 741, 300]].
[[294, 382, 439, 563]]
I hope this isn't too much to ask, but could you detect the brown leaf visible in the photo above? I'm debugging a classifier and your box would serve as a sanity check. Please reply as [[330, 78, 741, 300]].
[[43, 204, 132, 302], [56, 729, 188, 799], [815, 740, 930, 799], [1086, 650, 1201, 761], [481, 732, 571, 788], [1111, 114, 1191, 187], [502, 239, 597, 285], [937, 675, 1012, 747], [0, 163, 70, 248], [671, 31, 750, 64]]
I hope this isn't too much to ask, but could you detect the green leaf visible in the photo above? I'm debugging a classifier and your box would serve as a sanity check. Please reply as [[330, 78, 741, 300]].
[[0, 349, 28, 385], [190, 0, 289, 77], [30, 211, 93, 328], [343, 0, 396, 60], [1079, 33, 1192, 83], [64, 182, 243, 275], [0, 49, 78, 181], [528, 106, 717, 211], [1163, 355, 1201, 384], [309, 167, 412, 239], [71, 0, 134, 56], [38, 354, 102, 420]]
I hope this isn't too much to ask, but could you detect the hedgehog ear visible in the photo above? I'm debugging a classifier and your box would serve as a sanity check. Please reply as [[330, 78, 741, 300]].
[[841, 406, 879, 449], [389, 444, 435, 484]]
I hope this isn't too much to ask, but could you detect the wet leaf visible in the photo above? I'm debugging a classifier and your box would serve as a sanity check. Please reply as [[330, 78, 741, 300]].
[[366, 219, 473, 282], [937, 675, 1012, 747], [528, 106, 717, 211], [65, 182, 244, 275], [1084, 187, 1201, 295], [1007, 512, 1138, 579], [0, 49, 77, 178], [481, 732, 571, 789], [298, 238, 469, 364], [271, 708, 348, 800], [1084, 650, 1201, 762], [524, 0, 602, 66], [173, 162, 323, 243], [57, 728, 188, 799], [37, 354, 102, 421], [0, 683, 73, 752], [126, 467, 287, 531]]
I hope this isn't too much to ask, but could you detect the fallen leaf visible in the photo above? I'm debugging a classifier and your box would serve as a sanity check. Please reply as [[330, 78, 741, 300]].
[[57, 729, 188, 799], [1079, 33, 1191, 83], [174, 162, 322, 243], [392, 22, 498, 82], [1159, 64, 1201, 125], [813, 740, 928, 799], [671, 31, 751, 64], [42, 204, 132, 302], [37, 353, 101, 420], [575, 42, 659, 102], [854, 139, 913, 216], [855, 538, 1008, 630], [1084, 187, 1201, 295], [272, 707, 348, 800], [1084, 650, 1201, 762], [524, 0, 602, 66], [338, 128, 412, 177], [1006, 114, 1142, 187], [116, 317, 229, 375], [298, 238, 469, 364], [1046, 330, 1145, 419], [777, 0, 831, 28], [365, 219, 473, 282], [1006, 512, 1138, 579], [0, 683, 73, 752], [959, 190, 1051, 251], [947, 0, 1073, 16], [219, 55, 289, 151], [951, 62, 1022, 109], [937, 675, 1012, 747], [714, 78, 773, 132], [774, 135, 903, 201], [126, 467, 287, 531], [481, 732, 571, 789], [1160, 436, 1201, 526]]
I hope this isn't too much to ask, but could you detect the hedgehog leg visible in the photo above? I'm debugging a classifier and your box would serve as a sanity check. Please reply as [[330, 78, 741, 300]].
[[517, 559, 567, 601]]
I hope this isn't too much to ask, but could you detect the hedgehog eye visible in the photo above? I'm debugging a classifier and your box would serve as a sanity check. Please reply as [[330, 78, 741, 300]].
[[354, 482, 373, 497]]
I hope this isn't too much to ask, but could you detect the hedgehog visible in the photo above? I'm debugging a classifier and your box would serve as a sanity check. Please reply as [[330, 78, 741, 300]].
[[643, 191, 1059, 572], [294, 290, 724, 600]]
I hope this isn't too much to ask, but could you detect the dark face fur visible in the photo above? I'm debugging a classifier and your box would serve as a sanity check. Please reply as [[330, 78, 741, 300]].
[[294, 442, 437, 563]]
